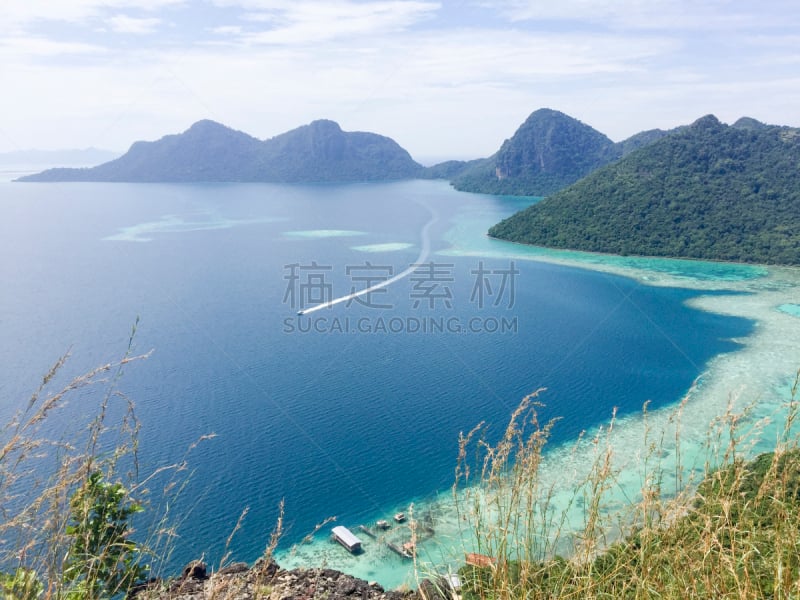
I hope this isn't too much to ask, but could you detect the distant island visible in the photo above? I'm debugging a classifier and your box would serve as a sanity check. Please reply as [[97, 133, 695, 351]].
[[434, 108, 672, 197], [17, 109, 800, 265], [489, 115, 800, 265], [12, 109, 678, 190], [18, 120, 422, 183]]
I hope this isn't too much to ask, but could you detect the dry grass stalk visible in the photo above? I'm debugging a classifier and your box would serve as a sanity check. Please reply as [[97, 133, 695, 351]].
[[449, 369, 800, 600]]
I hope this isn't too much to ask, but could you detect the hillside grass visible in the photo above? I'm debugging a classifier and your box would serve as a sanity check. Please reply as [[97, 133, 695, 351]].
[[447, 372, 800, 600]]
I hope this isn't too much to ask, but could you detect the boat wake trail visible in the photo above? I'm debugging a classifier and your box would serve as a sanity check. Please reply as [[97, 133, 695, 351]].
[[298, 200, 438, 315]]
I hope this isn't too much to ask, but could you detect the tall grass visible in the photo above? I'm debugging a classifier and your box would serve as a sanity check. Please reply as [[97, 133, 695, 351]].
[[0, 333, 296, 600], [450, 370, 800, 600], [0, 325, 211, 599]]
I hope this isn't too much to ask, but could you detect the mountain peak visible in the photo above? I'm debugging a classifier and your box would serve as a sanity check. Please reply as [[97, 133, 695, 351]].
[[522, 107, 569, 122], [188, 118, 225, 130], [732, 116, 769, 131], [307, 119, 343, 132], [451, 107, 618, 196], [690, 114, 724, 132], [182, 119, 250, 139]]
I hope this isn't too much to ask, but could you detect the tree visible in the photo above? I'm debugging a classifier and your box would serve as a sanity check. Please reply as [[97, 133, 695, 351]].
[[62, 471, 147, 599]]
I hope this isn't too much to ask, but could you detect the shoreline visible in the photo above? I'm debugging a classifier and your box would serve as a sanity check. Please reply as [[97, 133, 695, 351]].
[[484, 231, 796, 271], [274, 228, 800, 589]]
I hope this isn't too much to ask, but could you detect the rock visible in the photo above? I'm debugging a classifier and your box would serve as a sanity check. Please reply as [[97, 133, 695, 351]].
[[334, 579, 357, 595], [132, 561, 420, 600], [181, 561, 208, 581], [253, 557, 280, 579], [417, 578, 453, 600], [129, 577, 162, 598], [218, 563, 250, 576]]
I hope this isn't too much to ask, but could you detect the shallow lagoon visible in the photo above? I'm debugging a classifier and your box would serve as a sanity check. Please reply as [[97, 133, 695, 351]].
[[1, 180, 795, 588], [273, 188, 800, 587]]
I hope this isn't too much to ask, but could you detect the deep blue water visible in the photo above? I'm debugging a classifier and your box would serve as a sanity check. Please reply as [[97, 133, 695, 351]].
[[0, 180, 753, 575]]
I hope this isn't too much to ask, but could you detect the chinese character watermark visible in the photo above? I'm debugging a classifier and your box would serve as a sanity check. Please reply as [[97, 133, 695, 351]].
[[281, 260, 521, 328], [470, 261, 519, 309], [409, 261, 454, 309], [283, 262, 333, 311], [345, 262, 394, 309]]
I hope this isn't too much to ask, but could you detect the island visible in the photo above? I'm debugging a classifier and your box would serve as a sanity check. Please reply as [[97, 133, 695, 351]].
[[488, 114, 800, 265]]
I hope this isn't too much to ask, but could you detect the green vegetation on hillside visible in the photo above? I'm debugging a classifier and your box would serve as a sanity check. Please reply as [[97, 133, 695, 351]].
[[451, 109, 620, 196], [489, 115, 800, 265], [419, 159, 482, 181]]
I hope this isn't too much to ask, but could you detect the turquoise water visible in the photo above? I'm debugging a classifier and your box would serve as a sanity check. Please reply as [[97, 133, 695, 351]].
[[778, 304, 800, 318], [444, 195, 768, 282], [0, 180, 759, 586]]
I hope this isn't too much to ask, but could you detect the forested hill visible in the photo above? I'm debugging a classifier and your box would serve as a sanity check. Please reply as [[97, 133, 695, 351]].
[[449, 108, 622, 196], [18, 120, 422, 183], [489, 115, 800, 265]]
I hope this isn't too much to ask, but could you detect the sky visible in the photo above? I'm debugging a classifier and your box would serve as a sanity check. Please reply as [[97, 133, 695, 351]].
[[1, 0, 799, 161]]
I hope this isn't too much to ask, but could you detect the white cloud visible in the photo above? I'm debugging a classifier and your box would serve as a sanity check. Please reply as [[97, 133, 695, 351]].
[[0, 0, 184, 40], [487, 0, 800, 31], [0, 36, 105, 57], [743, 34, 800, 66], [1, 0, 799, 157], [107, 14, 162, 34], [3, 0, 184, 25], [218, 0, 440, 44], [210, 25, 244, 35]]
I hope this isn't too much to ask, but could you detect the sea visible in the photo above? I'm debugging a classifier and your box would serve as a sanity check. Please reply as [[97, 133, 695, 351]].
[[1, 178, 797, 588]]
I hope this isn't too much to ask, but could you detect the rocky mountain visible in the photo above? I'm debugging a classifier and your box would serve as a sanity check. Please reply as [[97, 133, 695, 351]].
[[255, 119, 422, 182], [448, 108, 621, 196], [424, 110, 684, 196], [489, 115, 800, 265], [18, 120, 422, 183]]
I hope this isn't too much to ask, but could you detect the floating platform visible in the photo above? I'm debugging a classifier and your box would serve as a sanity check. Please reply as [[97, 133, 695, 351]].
[[332, 526, 362, 553], [387, 541, 413, 559], [358, 525, 377, 539]]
